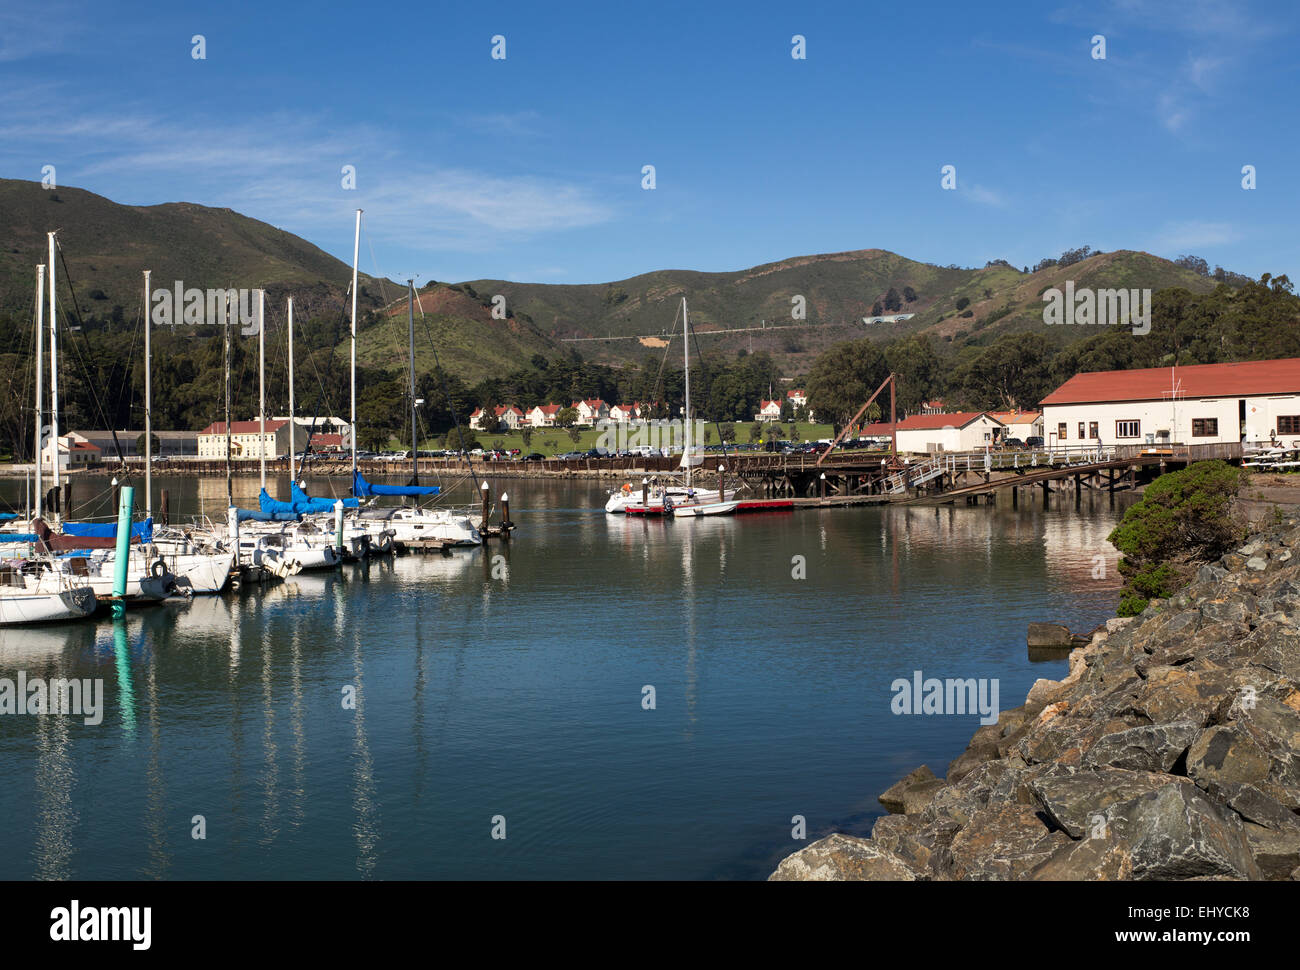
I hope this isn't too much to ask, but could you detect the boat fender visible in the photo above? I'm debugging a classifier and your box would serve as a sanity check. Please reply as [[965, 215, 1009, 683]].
[[150, 558, 168, 579]]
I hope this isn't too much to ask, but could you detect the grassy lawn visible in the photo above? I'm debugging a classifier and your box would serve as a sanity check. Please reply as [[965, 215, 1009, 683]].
[[393, 422, 836, 457]]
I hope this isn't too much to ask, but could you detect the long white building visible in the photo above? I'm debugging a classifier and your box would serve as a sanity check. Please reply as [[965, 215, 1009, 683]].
[[1040, 359, 1300, 448]]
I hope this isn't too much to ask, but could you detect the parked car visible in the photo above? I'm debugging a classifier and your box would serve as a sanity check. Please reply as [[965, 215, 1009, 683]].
[[556, 451, 586, 460], [519, 452, 545, 462], [1025, 436, 1045, 449], [1003, 437, 1026, 449]]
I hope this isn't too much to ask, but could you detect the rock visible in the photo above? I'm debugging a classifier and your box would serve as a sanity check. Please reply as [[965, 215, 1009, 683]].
[[1030, 835, 1135, 880], [1213, 782, 1300, 831], [1027, 622, 1072, 648], [1243, 822, 1300, 879], [1106, 617, 1136, 634], [1124, 667, 1240, 727], [769, 834, 922, 881], [947, 740, 1002, 784], [1081, 722, 1200, 773], [878, 764, 937, 814], [900, 778, 947, 815], [1247, 556, 1269, 571], [1197, 564, 1229, 585], [1029, 767, 1180, 839], [946, 803, 1069, 880], [1104, 782, 1262, 880], [1187, 725, 1272, 790]]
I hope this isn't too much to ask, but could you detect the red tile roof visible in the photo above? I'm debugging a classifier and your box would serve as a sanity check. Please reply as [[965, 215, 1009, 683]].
[[199, 420, 288, 435], [896, 412, 1002, 430], [1041, 359, 1300, 406]]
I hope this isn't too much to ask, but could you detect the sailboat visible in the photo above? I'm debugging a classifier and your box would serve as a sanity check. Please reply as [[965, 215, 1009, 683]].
[[623, 298, 733, 517]]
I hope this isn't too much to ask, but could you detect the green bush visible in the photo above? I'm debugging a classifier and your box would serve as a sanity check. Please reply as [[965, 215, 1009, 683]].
[[1108, 460, 1246, 613]]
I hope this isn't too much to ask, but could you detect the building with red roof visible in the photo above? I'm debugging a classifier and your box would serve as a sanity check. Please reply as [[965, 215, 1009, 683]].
[[1041, 358, 1300, 448], [198, 419, 291, 459]]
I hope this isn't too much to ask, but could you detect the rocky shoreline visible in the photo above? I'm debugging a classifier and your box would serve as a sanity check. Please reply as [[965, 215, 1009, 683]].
[[771, 518, 1300, 881]]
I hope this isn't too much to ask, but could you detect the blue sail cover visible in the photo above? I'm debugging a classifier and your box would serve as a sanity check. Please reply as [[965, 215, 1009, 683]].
[[236, 507, 298, 522], [0, 533, 37, 543], [291, 482, 358, 509], [259, 487, 354, 516], [352, 471, 440, 498], [0, 513, 17, 521], [62, 518, 154, 542]]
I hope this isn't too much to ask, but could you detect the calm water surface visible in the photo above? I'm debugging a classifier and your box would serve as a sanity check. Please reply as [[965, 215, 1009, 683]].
[[0, 474, 1131, 879]]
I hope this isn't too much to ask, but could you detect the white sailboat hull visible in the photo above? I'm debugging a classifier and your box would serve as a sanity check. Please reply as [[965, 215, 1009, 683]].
[[0, 586, 97, 625], [671, 500, 740, 518], [605, 486, 719, 513]]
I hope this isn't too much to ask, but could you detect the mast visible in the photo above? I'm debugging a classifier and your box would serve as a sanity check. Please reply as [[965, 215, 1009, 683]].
[[48, 232, 59, 494], [34, 264, 44, 521], [143, 269, 152, 518], [287, 296, 295, 484], [350, 209, 362, 484], [224, 293, 232, 509], [682, 297, 691, 489], [258, 288, 266, 492], [408, 280, 418, 493]]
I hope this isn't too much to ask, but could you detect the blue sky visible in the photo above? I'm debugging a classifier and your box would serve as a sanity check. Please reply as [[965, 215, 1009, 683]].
[[1, 0, 1296, 285]]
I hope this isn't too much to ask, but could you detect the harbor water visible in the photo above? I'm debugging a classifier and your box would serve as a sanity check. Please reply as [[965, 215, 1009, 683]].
[[0, 475, 1130, 879]]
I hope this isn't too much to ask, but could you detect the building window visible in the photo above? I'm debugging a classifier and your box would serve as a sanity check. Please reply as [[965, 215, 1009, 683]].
[[1279, 415, 1300, 435], [1116, 420, 1140, 439], [1192, 418, 1218, 437], [1078, 422, 1085, 440], [1089, 421, 1099, 440], [1057, 422, 1067, 440]]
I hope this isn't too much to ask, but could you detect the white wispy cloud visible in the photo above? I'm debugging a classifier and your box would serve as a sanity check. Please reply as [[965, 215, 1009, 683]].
[[1151, 220, 1241, 251], [964, 184, 1007, 208], [0, 89, 614, 256]]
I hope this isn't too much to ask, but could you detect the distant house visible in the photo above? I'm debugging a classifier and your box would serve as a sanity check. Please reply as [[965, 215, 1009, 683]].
[[755, 399, 783, 422], [990, 410, 1044, 442], [40, 434, 102, 471], [470, 406, 525, 431], [527, 404, 562, 428], [608, 404, 639, 423], [1041, 358, 1300, 448], [198, 419, 291, 459], [786, 388, 814, 421], [892, 412, 1006, 454], [574, 399, 608, 426], [920, 399, 947, 415], [274, 415, 351, 449]]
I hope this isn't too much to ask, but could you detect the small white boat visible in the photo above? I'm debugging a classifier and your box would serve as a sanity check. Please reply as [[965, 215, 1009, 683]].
[[605, 483, 719, 513], [671, 499, 740, 518], [358, 506, 482, 546], [49, 547, 175, 603], [0, 561, 97, 625], [151, 528, 236, 594]]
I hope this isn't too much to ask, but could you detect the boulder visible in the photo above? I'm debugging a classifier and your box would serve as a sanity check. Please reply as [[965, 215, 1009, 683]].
[[1187, 725, 1272, 791], [1104, 781, 1262, 880], [1027, 622, 1072, 648], [945, 803, 1069, 880], [1029, 767, 1180, 839], [900, 778, 948, 815], [769, 834, 922, 881], [1081, 722, 1200, 773], [878, 764, 937, 814], [1030, 835, 1135, 880]]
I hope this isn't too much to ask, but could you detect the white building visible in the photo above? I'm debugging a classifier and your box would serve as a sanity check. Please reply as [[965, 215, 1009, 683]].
[[755, 399, 783, 422], [273, 416, 351, 448], [894, 412, 1005, 453], [990, 411, 1044, 442], [198, 419, 291, 459], [470, 406, 525, 431], [40, 433, 102, 471], [527, 404, 562, 428], [573, 399, 608, 426], [1040, 359, 1300, 448]]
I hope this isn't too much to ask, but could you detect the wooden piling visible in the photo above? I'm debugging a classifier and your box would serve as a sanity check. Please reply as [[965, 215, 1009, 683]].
[[160, 489, 170, 526]]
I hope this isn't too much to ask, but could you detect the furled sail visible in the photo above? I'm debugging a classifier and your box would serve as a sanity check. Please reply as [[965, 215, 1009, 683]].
[[352, 472, 440, 498]]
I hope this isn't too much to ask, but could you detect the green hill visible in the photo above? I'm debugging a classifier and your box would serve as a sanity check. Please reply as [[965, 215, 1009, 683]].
[[0, 177, 1222, 383]]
